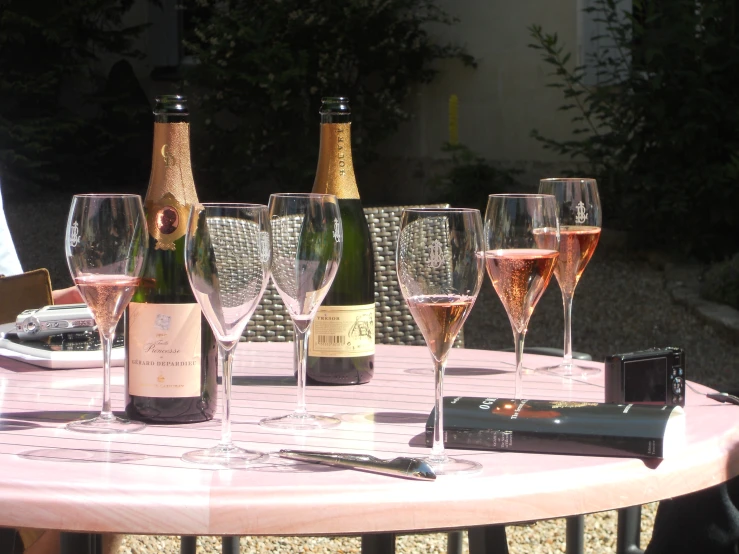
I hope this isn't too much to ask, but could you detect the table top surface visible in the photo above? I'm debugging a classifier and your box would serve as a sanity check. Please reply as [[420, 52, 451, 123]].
[[1, 342, 738, 536]]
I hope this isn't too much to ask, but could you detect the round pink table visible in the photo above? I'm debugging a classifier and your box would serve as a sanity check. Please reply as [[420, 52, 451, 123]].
[[0, 342, 737, 537]]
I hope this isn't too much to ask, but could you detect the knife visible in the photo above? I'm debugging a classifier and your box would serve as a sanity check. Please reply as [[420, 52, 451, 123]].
[[278, 449, 436, 481]]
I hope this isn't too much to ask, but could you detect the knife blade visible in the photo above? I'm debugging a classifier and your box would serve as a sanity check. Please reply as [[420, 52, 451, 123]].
[[278, 449, 436, 481]]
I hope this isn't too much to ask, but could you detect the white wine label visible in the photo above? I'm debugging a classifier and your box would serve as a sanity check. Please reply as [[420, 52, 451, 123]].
[[128, 303, 202, 397], [308, 304, 375, 357]]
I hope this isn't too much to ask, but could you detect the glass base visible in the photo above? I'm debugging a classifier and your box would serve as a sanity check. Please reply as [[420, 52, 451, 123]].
[[259, 412, 341, 431], [427, 455, 482, 476], [537, 362, 601, 377], [182, 444, 267, 469], [66, 414, 145, 434]]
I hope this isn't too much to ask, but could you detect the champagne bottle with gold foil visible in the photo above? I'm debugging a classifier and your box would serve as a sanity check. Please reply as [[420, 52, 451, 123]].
[[307, 97, 375, 384], [124, 95, 218, 423]]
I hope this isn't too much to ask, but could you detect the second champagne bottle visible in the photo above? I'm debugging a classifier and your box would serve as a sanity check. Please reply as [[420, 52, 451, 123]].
[[307, 97, 375, 384], [124, 95, 218, 423]]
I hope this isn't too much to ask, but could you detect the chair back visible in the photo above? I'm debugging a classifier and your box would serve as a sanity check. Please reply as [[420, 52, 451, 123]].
[[244, 204, 464, 348]]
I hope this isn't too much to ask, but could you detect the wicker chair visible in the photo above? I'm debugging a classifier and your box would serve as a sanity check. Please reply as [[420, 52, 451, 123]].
[[241, 204, 467, 554], [244, 204, 464, 348]]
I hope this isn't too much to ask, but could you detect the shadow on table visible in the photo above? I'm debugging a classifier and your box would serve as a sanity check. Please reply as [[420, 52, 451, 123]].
[[18, 448, 148, 463], [408, 433, 428, 448], [405, 366, 510, 377], [232, 375, 296, 387], [0, 418, 41, 431], [0, 409, 113, 425], [372, 412, 429, 425], [447, 366, 509, 376], [336, 411, 429, 426], [246, 455, 340, 474]]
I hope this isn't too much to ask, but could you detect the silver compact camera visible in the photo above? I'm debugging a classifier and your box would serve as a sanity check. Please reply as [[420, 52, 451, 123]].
[[604, 347, 685, 407], [15, 304, 96, 340]]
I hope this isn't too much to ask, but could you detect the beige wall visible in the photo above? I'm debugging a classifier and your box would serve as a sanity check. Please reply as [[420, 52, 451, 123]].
[[384, 0, 580, 167]]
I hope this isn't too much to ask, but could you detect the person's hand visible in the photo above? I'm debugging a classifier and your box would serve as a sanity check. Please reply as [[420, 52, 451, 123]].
[[52, 286, 83, 305]]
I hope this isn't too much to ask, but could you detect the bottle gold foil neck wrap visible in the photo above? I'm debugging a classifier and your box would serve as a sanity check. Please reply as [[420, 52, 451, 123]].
[[146, 122, 199, 250], [312, 123, 360, 199]]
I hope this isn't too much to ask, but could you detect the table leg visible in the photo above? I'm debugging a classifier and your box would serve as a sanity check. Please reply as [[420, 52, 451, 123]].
[[565, 516, 584, 554], [447, 531, 464, 554], [361, 533, 395, 554], [616, 506, 644, 554], [60, 533, 102, 554], [0, 528, 19, 554], [222, 536, 240, 554], [467, 525, 509, 554], [180, 535, 197, 554]]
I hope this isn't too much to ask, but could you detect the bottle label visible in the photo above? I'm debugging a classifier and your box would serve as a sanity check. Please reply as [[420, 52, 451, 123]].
[[127, 302, 202, 397], [308, 304, 375, 357], [146, 192, 191, 252]]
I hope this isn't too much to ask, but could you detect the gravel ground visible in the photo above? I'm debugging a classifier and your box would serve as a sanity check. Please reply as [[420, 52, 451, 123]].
[[5, 193, 738, 553]]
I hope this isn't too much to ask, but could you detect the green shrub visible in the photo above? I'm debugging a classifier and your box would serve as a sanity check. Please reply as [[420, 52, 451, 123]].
[[528, 0, 739, 260], [429, 143, 521, 211], [0, 0, 151, 196], [702, 254, 739, 310], [183, 0, 475, 201]]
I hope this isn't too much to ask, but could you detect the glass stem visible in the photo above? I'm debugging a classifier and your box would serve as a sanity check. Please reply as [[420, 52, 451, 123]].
[[294, 324, 309, 416], [430, 358, 448, 463], [218, 343, 237, 448], [562, 293, 574, 365], [513, 329, 526, 400], [99, 331, 114, 420]]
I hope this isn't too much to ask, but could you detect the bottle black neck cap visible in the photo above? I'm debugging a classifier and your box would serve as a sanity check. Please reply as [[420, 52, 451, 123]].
[[320, 96, 351, 124], [154, 95, 189, 123]]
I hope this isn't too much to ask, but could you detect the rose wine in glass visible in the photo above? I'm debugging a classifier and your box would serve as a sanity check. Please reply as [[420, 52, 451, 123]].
[[182, 203, 270, 468], [484, 194, 559, 400], [260, 193, 343, 431], [536, 178, 602, 377], [65, 194, 147, 433], [397, 208, 484, 476]]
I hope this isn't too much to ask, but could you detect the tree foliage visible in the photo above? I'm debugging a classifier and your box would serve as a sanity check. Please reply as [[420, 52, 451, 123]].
[[0, 0, 151, 196], [529, 0, 739, 259], [183, 0, 475, 200]]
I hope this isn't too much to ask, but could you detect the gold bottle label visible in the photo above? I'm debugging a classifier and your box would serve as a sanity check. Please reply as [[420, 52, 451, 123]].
[[146, 122, 198, 250], [312, 123, 360, 199]]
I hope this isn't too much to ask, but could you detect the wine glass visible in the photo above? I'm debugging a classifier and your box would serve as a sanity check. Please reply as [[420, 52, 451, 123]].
[[259, 193, 343, 430], [484, 194, 559, 400], [536, 178, 602, 377], [64, 194, 147, 433], [397, 208, 484, 475], [182, 203, 271, 468]]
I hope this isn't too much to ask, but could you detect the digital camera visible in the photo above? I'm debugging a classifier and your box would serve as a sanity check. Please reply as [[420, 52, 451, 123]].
[[604, 347, 685, 407], [15, 304, 96, 340]]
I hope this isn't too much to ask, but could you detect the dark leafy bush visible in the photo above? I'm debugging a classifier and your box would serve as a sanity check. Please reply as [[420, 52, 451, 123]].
[[529, 0, 739, 260], [430, 143, 521, 211], [0, 0, 151, 197], [702, 254, 739, 310], [183, 0, 475, 201]]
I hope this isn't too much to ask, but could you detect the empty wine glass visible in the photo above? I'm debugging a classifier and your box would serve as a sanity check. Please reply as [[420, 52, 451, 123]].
[[65, 194, 147, 433], [182, 203, 271, 468], [397, 208, 484, 476], [536, 178, 602, 377], [484, 194, 559, 400], [260, 193, 342, 431]]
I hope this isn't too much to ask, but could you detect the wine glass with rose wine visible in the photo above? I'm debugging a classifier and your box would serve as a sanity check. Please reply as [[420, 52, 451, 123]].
[[397, 208, 484, 475], [64, 194, 147, 433], [484, 194, 559, 400], [182, 203, 271, 468], [259, 193, 343, 431], [536, 178, 602, 377]]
